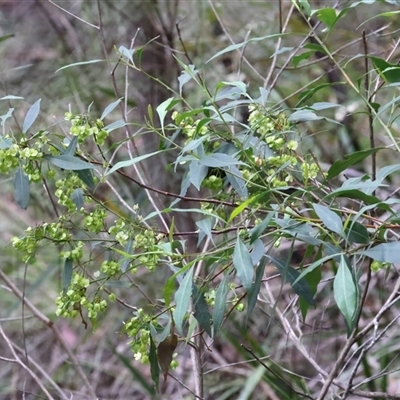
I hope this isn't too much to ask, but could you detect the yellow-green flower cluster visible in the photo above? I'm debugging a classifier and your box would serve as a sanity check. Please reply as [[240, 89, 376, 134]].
[[171, 111, 208, 140], [109, 219, 130, 246], [84, 207, 106, 233], [100, 260, 121, 277], [134, 230, 160, 271], [60, 241, 84, 261], [65, 112, 108, 145], [124, 309, 152, 364], [55, 173, 85, 212], [11, 220, 72, 262], [248, 104, 290, 139], [56, 272, 108, 321]]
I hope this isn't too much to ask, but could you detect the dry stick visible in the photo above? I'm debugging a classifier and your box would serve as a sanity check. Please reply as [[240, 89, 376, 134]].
[[0, 325, 56, 400], [263, 1, 295, 90], [0, 270, 97, 399], [47, 0, 99, 30]]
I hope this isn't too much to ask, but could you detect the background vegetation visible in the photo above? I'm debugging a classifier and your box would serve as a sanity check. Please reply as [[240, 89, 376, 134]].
[[1, 1, 400, 399]]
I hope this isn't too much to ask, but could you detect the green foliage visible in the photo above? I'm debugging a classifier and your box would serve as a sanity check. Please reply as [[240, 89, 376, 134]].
[[3, 0, 400, 398]]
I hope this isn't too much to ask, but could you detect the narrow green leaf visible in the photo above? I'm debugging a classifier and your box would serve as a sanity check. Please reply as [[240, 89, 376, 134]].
[[120, 239, 133, 273], [76, 169, 94, 188], [233, 237, 254, 290], [206, 33, 292, 63], [63, 258, 73, 295], [45, 155, 95, 171], [1, 95, 23, 100], [56, 59, 104, 73], [250, 212, 274, 244], [315, 7, 337, 31], [313, 204, 343, 235], [149, 335, 160, 391], [118, 46, 135, 63], [13, 167, 30, 209], [199, 153, 246, 168], [22, 98, 41, 133], [246, 257, 266, 320], [173, 266, 194, 335], [106, 150, 163, 176], [178, 65, 199, 95], [192, 284, 212, 337], [360, 242, 400, 263], [345, 221, 369, 244], [104, 119, 126, 132], [101, 98, 123, 120], [63, 136, 78, 156], [213, 273, 229, 336], [327, 148, 382, 180], [371, 56, 400, 84], [71, 188, 84, 210], [268, 256, 315, 306], [228, 195, 258, 223], [156, 97, 178, 134], [334, 255, 358, 333]]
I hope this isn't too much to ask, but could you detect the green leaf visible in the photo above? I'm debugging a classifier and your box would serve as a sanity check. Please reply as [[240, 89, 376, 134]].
[[199, 153, 246, 168], [156, 97, 178, 134], [315, 7, 337, 31], [192, 284, 212, 337], [233, 237, 254, 290], [118, 46, 135, 63], [371, 56, 400, 85], [62, 258, 73, 295], [173, 266, 194, 335], [313, 204, 343, 235], [63, 136, 78, 156], [76, 169, 94, 188], [106, 150, 163, 175], [1, 95, 23, 100], [334, 255, 358, 333], [71, 188, 84, 210], [45, 155, 95, 171], [268, 256, 315, 306], [228, 195, 258, 223], [149, 335, 160, 391], [13, 167, 30, 209], [293, 51, 315, 68], [178, 65, 199, 95], [206, 33, 292, 63], [120, 239, 133, 273], [360, 242, 400, 263], [327, 148, 382, 180], [250, 212, 274, 244], [22, 98, 41, 133], [101, 98, 123, 120], [298, 0, 311, 16], [213, 273, 229, 336], [345, 221, 369, 244], [104, 119, 126, 132], [56, 59, 104, 73], [196, 218, 214, 246], [246, 257, 266, 320]]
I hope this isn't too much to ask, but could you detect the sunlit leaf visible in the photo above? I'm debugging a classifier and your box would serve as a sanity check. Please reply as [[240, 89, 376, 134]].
[[173, 266, 194, 335], [56, 59, 104, 73], [106, 150, 163, 175], [334, 255, 358, 334], [233, 237, 254, 290], [22, 98, 41, 133], [101, 98, 123, 120], [313, 204, 343, 235]]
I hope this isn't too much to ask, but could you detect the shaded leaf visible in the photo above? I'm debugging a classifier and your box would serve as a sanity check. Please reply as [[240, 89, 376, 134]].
[[76, 169, 94, 188], [149, 335, 160, 391], [104, 119, 126, 132], [120, 238, 133, 273], [327, 148, 382, 180], [213, 273, 229, 336], [250, 212, 274, 244], [63, 136, 78, 156], [56, 59, 104, 73], [246, 257, 266, 320], [233, 237, 254, 290], [199, 153, 246, 168], [345, 221, 369, 244], [22, 98, 41, 133], [192, 284, 212, 337], [71, 188, 84, 210], [268, 256, 315, 306], [13, 167, 30, 209], [45, 155, 95, 171]]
